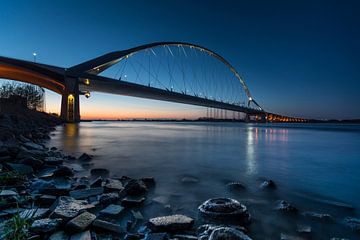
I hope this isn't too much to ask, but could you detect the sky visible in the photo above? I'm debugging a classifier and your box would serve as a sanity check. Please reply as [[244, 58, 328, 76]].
[[0, 0, 359, 119]]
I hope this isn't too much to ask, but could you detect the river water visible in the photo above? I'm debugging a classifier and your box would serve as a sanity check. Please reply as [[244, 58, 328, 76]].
[[48, 122, 360, 239]]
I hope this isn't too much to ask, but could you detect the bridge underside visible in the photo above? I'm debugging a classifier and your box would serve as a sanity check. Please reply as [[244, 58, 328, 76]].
[[80, 74, 263, 115]]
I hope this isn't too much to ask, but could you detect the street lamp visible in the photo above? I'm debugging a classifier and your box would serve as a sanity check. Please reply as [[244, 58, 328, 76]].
[[33, 52, 37, 63]]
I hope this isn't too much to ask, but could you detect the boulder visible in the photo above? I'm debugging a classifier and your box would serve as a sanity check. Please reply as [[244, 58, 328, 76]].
[[19, 157, 43, 169], [99, 192, 120, 205], [30, 218, 63, 233], [100, 204, 124, 216], [274, 200, 298, 214], [198, 198, 251, 225], [260, 180, 276, 189], [104, 179, 123, 192], [78, 153, 92, 162], [148, 214, 194, 232], [92, 219, 125, 233], [141, 177, 156, 188], [124, 179, 148, 196], [53, 166, 74, 177], [125, 233, 146, 240], [44, 157, 64, 165], [5, 163, 33, 175], [209, 227, 252, 240], [66, 211, 96, 233], [69, 187, 104, 200], [226, 182, 246, 191], [50, 196, 95, 220], [121, 196, 146, 207], [23, 141, 44, 151]]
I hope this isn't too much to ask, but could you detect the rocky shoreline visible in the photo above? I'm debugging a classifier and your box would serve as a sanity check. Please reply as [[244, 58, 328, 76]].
[[1, 109, 360, 239]]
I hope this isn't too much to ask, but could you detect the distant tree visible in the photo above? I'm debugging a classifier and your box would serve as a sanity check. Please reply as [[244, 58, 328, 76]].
[[0, 82, 45, 111]]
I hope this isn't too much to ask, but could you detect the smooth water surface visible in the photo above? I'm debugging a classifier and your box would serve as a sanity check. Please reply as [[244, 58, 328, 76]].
[[48, 122, 360, 238]]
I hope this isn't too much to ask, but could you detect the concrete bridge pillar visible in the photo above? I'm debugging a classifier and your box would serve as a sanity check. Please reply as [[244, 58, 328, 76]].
[[60, 77, 80, 122]]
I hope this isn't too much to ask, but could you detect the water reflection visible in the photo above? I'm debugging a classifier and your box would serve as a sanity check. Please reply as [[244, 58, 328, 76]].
[[245, 126, 257, 175], [62, 123, 80, 152]]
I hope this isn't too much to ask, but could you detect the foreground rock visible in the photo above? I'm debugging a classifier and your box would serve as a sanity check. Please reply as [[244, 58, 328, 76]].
[[260, 179, 276, 189], [69, 187, 104, 199], [30, 218, 63, 233], [198, 198, 251, 225], [274, 200, 298, 214], [148, 214, 194, 232], [92, 219, 125, 233], [66, 211, 96, 233], [50, 196, 95, 220]]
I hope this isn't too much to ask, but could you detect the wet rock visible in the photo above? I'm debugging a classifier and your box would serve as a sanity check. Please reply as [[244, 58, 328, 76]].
[[30, 179, 56, 192], [100, 204, 124, 216], [49, 231, 69, 240], [198, 225, 248, 240], [50, 196, 95, 220], [280, 233, 306, 240], [198, 198, 251, 225], [302, 211, 333, 222], [23, 141, 44, 151], [78, 153, 92, 162], [226, 182, 246, 191], [148, 214, 194, 232], [122, 196, 146, 207], [70, 230, 91, 240], [5, 163, 33, 175], [124, 179, 148, 196], [36, 194, 57, 206], [19, 157, 43, 169], [343, 217, 360, 232], [141, 177, 156, 188], [53, 166, 74, 177], [208, 227, 252, 240], [69, 187, 104, 200], [30, 218, 63, 233], [145, 233, 169, 240], [181, 176, 199, 184], [90, 168, 109, 178], [90, 177, 103, 188], [330, 238, 350, 240], [20, 208, 49, 219], [66, 211, 96, 233], [274, 200, 298, 214], [92, 219, 125, 233], [99, 192, 120, 205], [0, 189, 18, 197], [104, 179, 123, 192], [260, 179, 276, 189]]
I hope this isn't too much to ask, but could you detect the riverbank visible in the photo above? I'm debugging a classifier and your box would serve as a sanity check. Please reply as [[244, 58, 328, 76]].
[[1, 110, 360, 239]]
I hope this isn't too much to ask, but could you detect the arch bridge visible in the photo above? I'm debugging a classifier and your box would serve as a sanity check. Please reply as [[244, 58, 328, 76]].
[[0, 42, 305, 123]]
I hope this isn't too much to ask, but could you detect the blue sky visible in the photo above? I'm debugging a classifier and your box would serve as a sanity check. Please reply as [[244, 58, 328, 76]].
[[0, 0, 359, 119]]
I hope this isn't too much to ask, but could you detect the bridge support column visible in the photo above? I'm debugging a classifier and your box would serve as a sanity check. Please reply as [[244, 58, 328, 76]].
[[60, 77, 80, 123]]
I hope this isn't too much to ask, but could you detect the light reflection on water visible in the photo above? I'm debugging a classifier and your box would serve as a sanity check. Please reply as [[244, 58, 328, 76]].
[[49, 122, 360, 237]]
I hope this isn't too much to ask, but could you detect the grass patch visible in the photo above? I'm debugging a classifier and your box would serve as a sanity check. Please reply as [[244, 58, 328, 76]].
[[2, 208, 34, 240]]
